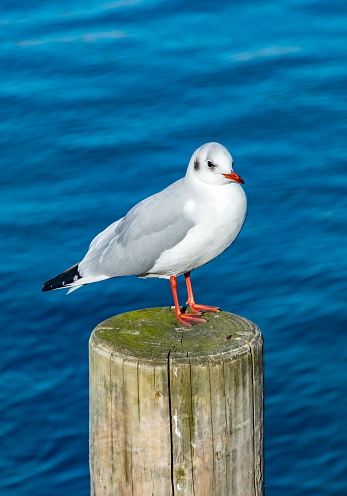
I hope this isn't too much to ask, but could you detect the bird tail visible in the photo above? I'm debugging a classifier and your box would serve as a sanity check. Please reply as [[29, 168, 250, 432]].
[[42, 263, 82, 292]]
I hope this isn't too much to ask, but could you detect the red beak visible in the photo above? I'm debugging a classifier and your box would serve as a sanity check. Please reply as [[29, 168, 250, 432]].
[[222, 171, 245, 184]]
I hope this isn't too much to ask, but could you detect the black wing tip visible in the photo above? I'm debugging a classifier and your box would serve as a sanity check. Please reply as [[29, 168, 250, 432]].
[[42, 263, 81, 292], [42, 283, 51, 292], [42, 280, 58, 292]]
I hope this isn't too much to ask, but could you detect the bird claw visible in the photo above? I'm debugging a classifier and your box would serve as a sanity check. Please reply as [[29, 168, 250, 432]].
[[187, 303, 220, 314], [175, 313, 206, 326]]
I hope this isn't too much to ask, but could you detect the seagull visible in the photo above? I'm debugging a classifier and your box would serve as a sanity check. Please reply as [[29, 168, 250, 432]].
[[42, 142, 247, 326]]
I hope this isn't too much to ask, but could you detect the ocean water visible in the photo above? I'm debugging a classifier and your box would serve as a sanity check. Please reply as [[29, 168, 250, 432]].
[[1, 0, 347, 494]]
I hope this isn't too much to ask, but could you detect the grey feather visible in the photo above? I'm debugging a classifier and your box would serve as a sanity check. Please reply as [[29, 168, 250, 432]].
[[78, 180, 194, 279]]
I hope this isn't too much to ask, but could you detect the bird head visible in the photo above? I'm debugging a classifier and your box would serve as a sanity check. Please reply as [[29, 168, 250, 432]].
[[187, 142, 244, 186]]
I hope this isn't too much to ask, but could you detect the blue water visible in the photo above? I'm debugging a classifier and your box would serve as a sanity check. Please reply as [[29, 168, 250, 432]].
[[1, 0, 347, 494]]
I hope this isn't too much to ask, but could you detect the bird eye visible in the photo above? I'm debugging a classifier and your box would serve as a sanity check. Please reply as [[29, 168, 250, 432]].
[[207, 160, 214, 168]]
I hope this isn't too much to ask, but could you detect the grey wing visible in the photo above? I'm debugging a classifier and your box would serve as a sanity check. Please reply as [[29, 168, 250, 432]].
[[78, 218, 122, 278], [79, 180, 194, 278]]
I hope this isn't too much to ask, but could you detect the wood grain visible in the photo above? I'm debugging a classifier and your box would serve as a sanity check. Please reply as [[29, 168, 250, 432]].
[[89, 307, 264, 496]]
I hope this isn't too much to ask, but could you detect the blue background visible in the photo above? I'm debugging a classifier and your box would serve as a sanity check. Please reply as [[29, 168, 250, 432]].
[[1, 1, 346, 494]]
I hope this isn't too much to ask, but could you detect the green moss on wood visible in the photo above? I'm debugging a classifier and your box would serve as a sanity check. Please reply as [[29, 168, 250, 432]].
[[90, 307, 261, 364]]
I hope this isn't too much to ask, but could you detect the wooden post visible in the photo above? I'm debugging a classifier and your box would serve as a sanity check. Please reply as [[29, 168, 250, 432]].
[[89, 307, 264, 496]]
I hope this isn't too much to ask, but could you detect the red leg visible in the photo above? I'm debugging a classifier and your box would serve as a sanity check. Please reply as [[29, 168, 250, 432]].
[[170, 276, 206, 326], [184, 272, 220, 314]]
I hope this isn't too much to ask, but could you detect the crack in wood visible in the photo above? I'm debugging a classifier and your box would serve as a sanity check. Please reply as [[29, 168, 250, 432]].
[[167, 349, 175, 496], [189, 360, 196, 496], [240, 337, 263, 496]]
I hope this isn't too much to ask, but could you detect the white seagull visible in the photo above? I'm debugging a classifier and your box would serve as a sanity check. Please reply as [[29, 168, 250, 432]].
[[43, 142, 247, 326]]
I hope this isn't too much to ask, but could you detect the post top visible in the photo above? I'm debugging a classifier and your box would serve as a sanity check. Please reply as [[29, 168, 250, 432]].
[[90, 307, 262, 365]]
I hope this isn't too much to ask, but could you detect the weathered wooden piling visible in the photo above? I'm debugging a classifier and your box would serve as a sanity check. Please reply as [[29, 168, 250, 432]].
[[89, 307, 264, 496]]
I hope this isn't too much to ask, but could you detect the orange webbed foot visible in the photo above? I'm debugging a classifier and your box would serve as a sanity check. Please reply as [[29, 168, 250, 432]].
[[187, 302, 220, 314], [175, 312, 206, 326]]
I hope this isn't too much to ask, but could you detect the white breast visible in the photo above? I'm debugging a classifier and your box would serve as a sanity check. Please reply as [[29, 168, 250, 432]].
[[146, 181, 247, 278]]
